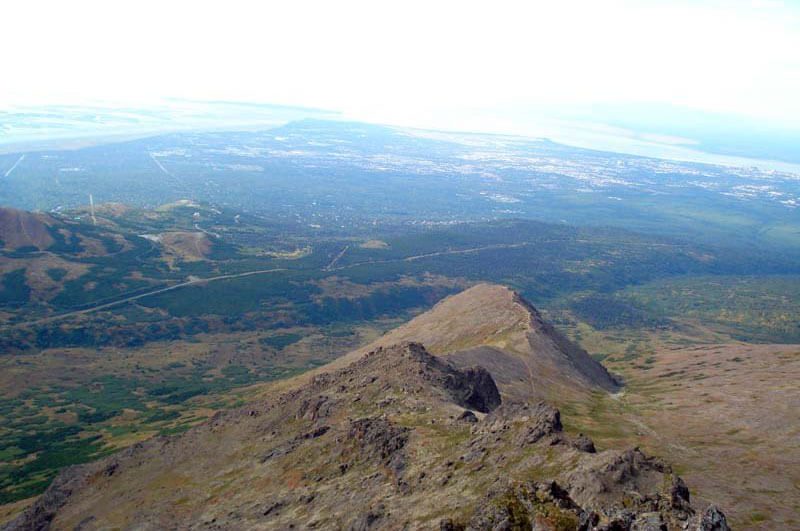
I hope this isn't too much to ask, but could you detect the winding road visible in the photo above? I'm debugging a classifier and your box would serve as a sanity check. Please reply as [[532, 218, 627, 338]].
[[327, 242, 534, 271], [7, 240, 548, 330], [9, 268, 287, 329]]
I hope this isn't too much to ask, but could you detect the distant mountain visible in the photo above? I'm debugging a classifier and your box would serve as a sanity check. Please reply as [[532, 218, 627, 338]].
[[0, 100, 337, 151], [5, 286, 728, 530], [575, 103, 800, 165], [0, 201, 230, 314]]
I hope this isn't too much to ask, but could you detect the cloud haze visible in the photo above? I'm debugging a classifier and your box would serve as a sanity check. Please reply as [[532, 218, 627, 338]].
[[3, 0, 798, 127]]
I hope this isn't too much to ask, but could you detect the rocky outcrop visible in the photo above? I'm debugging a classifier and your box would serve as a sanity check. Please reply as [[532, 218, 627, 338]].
[[359, 342, 501, 414], [346, 417, 409, 477], [574, 434, 596, 454], [481, 402, 563, 443], [699, 506, 731, 531], [466, 481, 582, 530], [458, 366, 502, 412], [452, 477, 730, 531], [566, 447, 679, 509]]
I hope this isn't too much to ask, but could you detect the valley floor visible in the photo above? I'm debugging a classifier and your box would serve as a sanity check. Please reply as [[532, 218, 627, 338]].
[[561, 342, 800, 530]]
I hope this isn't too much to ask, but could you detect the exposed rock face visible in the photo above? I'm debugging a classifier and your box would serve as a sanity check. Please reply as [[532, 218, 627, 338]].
[[455, 475, 730, 531], [513, 290, 619, 391], [6, 343, 728, 530], [574, 434, 596, 454], [566, 447, 678, 508], [466, 481, 582, 530], [358, 342, 502, 414], [479, 401, 564, 446], [699, 506, 731, 531], [449, 365, 502, 413], [346, 417, 409, 478], [457, 410, 479, 423]]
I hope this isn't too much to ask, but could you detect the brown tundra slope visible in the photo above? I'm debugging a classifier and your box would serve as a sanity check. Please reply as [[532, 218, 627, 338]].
[[0, 207, 55, 251], [5, 286, 730, 530]]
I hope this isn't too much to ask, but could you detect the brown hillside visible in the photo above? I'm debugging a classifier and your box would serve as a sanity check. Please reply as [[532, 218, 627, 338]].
[[159, 232, 212, 260], [0, 207, 55, 250], [139, 231, 212, 262], [609, 342, 800, 529], [4, 343, 726, 530]]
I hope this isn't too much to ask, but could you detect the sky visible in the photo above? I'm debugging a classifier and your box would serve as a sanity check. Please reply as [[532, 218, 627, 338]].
[[2, 0, 799, 129]]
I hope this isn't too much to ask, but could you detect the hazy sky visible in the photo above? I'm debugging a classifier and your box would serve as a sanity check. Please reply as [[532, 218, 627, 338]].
[[3, 0, 799, 127]]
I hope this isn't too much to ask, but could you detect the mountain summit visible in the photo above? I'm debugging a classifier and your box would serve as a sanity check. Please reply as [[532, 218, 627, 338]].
[[325, 283, 618, 401]]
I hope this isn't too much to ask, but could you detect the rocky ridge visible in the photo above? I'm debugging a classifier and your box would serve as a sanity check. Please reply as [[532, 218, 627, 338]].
[[313, 284, 619, 404], [6, 342, 728, 530]]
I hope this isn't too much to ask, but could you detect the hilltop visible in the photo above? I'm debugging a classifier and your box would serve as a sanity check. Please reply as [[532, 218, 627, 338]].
[[299, 283, 617, 403]]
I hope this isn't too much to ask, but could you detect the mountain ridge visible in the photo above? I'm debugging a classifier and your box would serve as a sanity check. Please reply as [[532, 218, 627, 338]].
[[4, 285, 730, 530], [4, 342, 727, 530], [302, 283, 618, 402]]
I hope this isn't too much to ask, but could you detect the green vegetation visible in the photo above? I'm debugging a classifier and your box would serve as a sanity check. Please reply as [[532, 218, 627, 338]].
[[623, 275, 800, 342], [568, 294, 668, 330], [46, 268, 68, 282], [260, 333, 302, 349], [0, 354, 325, 504], [0, 269, 30, 307]]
